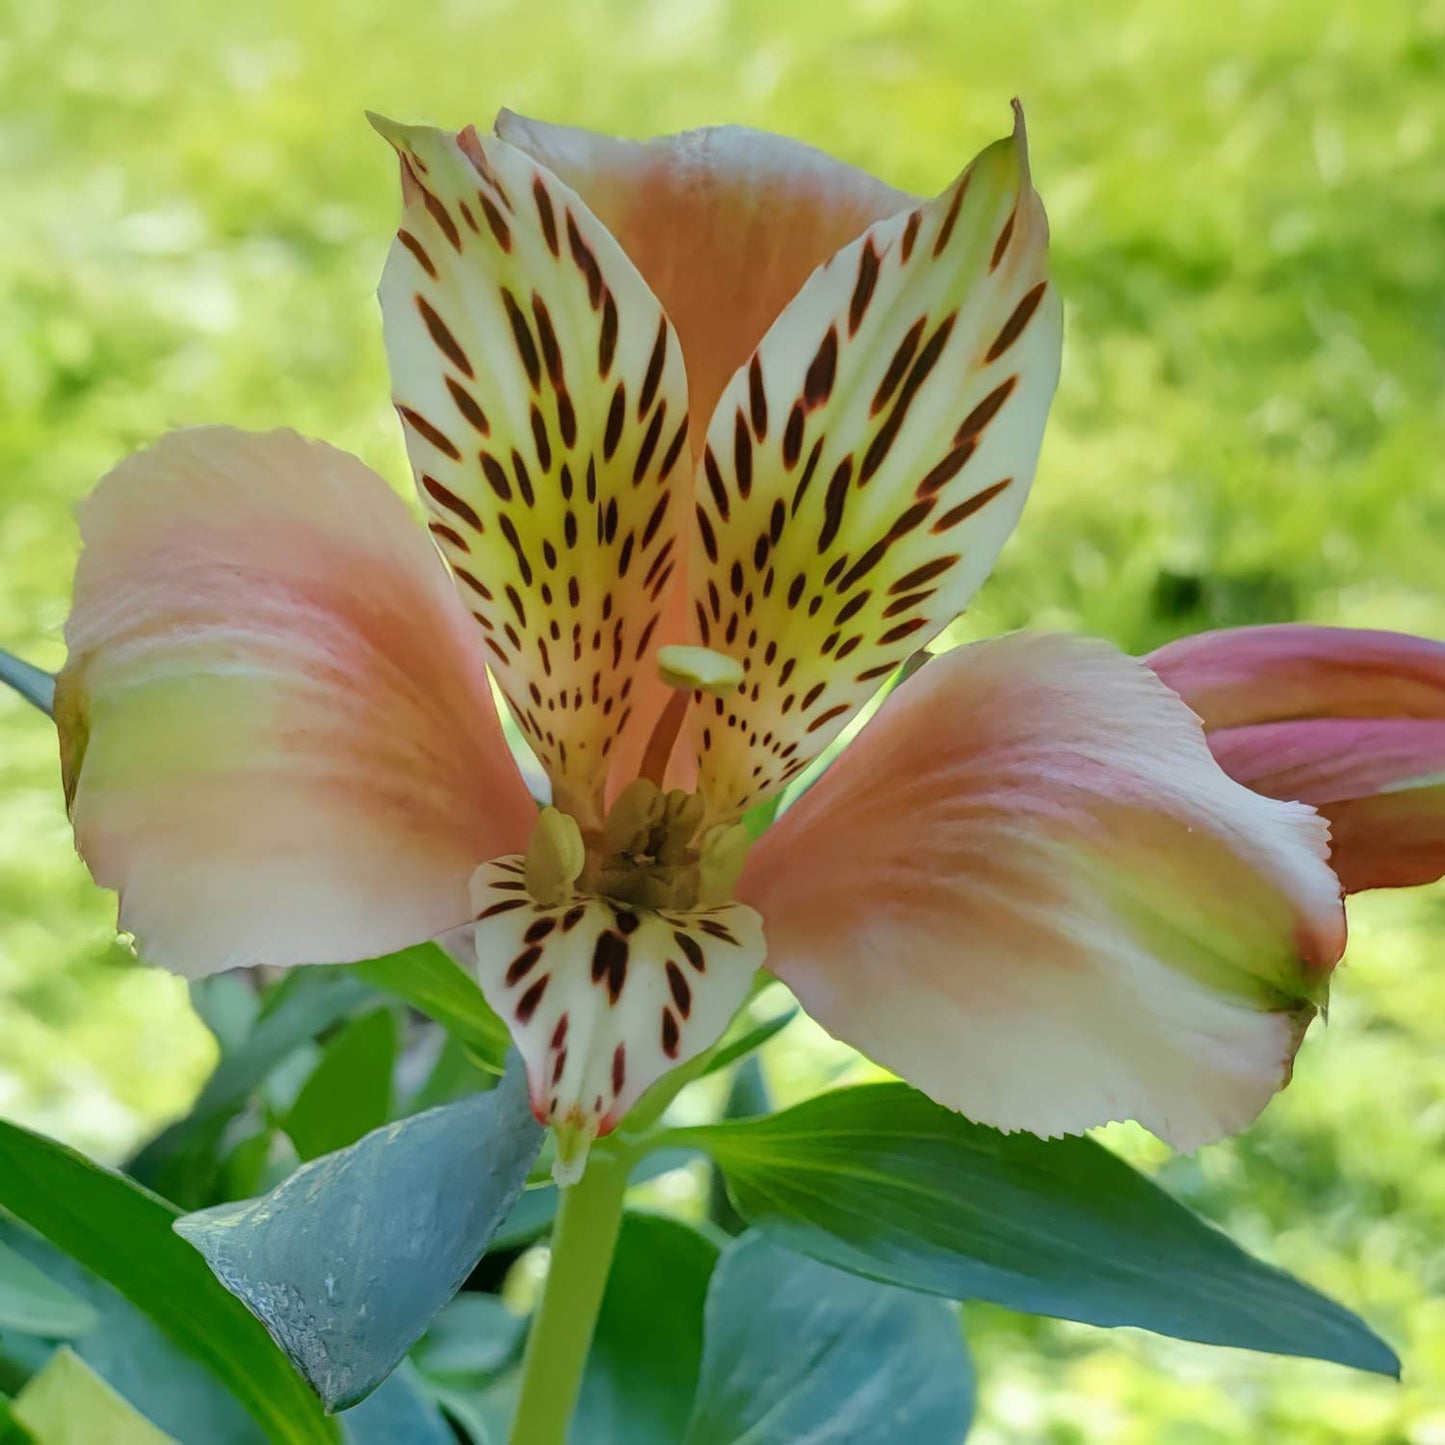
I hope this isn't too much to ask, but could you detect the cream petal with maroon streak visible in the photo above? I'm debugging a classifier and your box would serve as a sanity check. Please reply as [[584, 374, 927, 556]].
[[495, 109, 914, 433], [687, 105, 1063, 817], [741, 634, 1347, 1151], [374, 117, 691, 830], [57, 427, 536, 978], [470, 860, 764, 1176]]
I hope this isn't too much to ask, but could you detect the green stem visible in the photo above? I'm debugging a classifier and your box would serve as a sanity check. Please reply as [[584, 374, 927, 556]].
[[508, 1146, 629, 1445]]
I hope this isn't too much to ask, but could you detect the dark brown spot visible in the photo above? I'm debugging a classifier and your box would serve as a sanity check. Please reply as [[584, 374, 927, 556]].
[[675, 931, 706, 972], [397, 406, 461, 461], [661, 1008, 680, 1058], [804, 326, 839, 408], [703, 447, 730, 520], [603, 384, 626, 462], [453, 566, 493, 602], [525, 917, 557, 944], [664, 960, 693, 1017], [861, 314, 956, 485], [901, 209, 923, 262], [783, 403, 805, 469], [880, 616, 928, 645], [933, 174, 969, 256], [931, 477, 1013, 531], [421, 188, 461, 251], [428, 519, 469, 551], [397, 229, 437, 278], [638, 317, 668, 418], [892, 556, 957, 593], [481, 452, 513, 501], [599, 293, 618, 377], [611, 1043, 627, 1096], [986, 282, 1047, 362], [991, 207, 1016, 269], [417, 294, 473, 378], [562, 904, 587, 932], [566, 212, 604, 307], [533, 176, 559, 255], [871, 318, 925, 416], [530, 407, 553, 472], [807, 702, 852, 732], [531, 295, 565, 389], [818, 458, 854, 552], [634, 403, 665, 484], [515, 974, 549, 1025], [733, 409, 753, 498], [421, 473, 482, 530], [477, 897, 528, 919], [660, 418, 689, 479], [506, 946, 543, 985], [696, 504, 719, 563], [477, 192, 512, 251], [748, 355, 768, 438], [591, 930, 629, 1004], [502, 290, 542, 390], [849, 239, 881, 334], [446, 377, 490, 435]]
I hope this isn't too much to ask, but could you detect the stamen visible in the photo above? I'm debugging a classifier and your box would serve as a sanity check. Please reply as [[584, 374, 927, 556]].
[[638, 689, 690, 788], [639, 645, 744, 788], [524, 806, 585, 905]]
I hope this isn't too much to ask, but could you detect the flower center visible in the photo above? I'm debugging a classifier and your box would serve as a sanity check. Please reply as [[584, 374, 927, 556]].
[[524, 778, 749, 914]]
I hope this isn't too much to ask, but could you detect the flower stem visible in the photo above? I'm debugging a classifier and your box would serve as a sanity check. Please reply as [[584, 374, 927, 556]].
[[508, 1146, 629, 1445]]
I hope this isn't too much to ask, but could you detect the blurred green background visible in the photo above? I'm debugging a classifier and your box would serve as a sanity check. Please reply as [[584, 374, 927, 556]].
[[1, 0, 1443, 1438]]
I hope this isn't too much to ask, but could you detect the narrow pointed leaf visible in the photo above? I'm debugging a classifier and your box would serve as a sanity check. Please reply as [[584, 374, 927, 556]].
[[690, 1083, 1399, 1376], [351, 944, 510, 1070], [682, 1234, 974, 1445], [0, 1120, 337, 1442], [176, 1058, 543, 1410], [0, 648, 54, 716]]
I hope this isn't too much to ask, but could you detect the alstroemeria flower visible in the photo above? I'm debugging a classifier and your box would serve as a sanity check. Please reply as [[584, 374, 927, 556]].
[[1149, 624, 1445, 894], [55, 107, 1346, 1181]]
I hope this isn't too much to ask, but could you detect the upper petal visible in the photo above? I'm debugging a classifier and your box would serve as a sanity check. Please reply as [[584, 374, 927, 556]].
[[495, 111, 913, 434], [375, 117, 692, 829], [58, 427, 536, 977], [1149, 624, 1445, 891], [686, 105, 1062, 818], [741, 633, 1346, 1151]]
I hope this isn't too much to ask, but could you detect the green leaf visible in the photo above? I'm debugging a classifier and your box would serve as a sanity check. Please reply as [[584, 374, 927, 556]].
[[0, 1221, 263, 1445], [412, 1295, 524, 1389], [12, 1350, 176, 1445], [176, 1057, 543, 1411], [682, 1233, 974, 1445], [0, 1118, 337, 1443], [130, 966, 374, 1205], [352, 944, 509, 1071], [690, 1083, 1400, 1377], [697, 1010, 796, 1079], [284, 1008, 398, 1161], [0, 1239, 98, 1338], [576, 1213, 719, 1445]]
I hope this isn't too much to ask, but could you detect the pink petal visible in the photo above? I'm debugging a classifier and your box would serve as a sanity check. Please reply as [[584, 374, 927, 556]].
[[495, 110, 913, 434], [1149, 624, 1445, 891], [740, 633, 1345, 1151], [58, 428, 536, 977]]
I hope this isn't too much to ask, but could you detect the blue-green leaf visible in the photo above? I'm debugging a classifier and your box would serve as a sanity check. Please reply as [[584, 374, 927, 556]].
[[690, 1083, 1400, 1376], [339, 1364, 453, 1445], [0, 1239, 97, 1339], [682, 1233, 974, 1445], [176, 1057, 543, 1410]]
